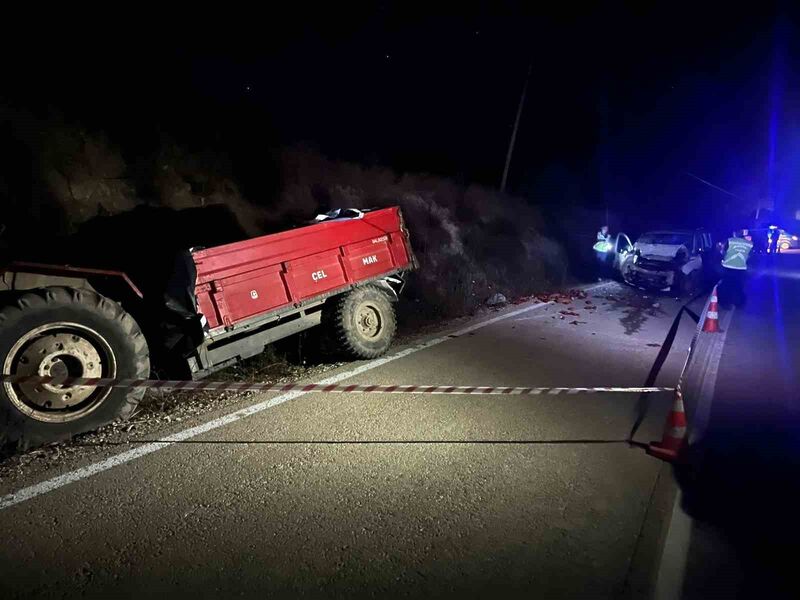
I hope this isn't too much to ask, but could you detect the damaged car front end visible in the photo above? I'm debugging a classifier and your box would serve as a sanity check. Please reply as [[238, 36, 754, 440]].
[[622, 230, 710, 295], [626, 251, 685, 291]]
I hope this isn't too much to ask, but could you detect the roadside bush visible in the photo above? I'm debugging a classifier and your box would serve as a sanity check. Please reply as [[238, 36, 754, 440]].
[[273, 148, 568, 318]]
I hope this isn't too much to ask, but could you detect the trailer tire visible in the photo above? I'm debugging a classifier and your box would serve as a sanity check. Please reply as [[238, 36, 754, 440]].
[[324, 286, 397, 359], [0, 287, 150, 451]]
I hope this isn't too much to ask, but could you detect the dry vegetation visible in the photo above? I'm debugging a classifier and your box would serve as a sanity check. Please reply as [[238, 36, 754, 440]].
[[275, 148, 568, 318]]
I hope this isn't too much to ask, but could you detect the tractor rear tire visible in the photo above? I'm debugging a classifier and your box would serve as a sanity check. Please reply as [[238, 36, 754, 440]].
[[323, 286, 397, 359], [0, 287, 150, 451]]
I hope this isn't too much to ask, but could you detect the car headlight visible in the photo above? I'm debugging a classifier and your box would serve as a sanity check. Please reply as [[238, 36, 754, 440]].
[[793, 235, 798, 241]]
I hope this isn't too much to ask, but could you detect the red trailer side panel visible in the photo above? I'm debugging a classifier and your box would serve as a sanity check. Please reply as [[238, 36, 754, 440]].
[[284, 249, 349, 301], [192, 207, 414, 331], [212, 264, 290, 325], [341, 236, 395, 281]]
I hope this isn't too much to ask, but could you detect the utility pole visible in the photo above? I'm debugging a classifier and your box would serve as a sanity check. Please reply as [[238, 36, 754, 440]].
[[500, 61, 532, 194]]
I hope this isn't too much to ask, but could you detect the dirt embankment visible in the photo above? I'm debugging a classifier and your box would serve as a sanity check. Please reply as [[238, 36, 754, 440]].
[[1, 114, 567, 321]]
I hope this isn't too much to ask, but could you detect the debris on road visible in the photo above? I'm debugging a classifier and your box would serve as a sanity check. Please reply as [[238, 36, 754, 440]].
[[511, 294, 535, 305], [569, 320, 588, 325], [559, 310, 580, 317], [535, 289, 588, 304]]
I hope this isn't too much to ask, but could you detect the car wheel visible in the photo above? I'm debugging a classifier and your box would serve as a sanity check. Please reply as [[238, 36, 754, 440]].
[[622, 265, 635, 286]]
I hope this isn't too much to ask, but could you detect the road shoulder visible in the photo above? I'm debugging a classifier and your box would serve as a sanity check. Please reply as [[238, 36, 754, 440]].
[[622, 462, 677, 599], [650, 307, 735, 599]]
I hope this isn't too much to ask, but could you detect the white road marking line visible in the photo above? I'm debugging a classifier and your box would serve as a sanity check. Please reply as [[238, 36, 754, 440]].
[[654, 489, 692, 600], [0, 282, 613, 511]]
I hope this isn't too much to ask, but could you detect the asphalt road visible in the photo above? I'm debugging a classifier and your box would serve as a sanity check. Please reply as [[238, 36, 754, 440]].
[[0, 281, 699, 599], [675, 252, 800, 599]]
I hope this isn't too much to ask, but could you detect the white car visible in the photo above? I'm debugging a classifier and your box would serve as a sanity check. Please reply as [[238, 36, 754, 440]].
[[778, 229, 799, 251], [618, 230, 712, 295]]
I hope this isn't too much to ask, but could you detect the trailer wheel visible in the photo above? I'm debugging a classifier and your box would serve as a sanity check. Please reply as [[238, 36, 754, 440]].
[[0, 287, 149, 450], [324, 286, 397, 359]]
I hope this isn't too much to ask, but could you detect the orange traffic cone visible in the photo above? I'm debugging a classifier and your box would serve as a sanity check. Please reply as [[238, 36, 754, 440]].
[[647, 387, 688, 462], [702, 285, 720, 333]]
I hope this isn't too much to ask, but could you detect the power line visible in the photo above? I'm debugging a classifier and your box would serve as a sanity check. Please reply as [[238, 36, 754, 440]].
[[684, 172, 744, 200]]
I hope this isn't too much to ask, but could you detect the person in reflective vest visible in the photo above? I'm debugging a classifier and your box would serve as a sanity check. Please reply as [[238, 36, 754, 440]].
[[719, 230, 753, 307], [593, 225, 612, 279], [767, 228, 778, 254]]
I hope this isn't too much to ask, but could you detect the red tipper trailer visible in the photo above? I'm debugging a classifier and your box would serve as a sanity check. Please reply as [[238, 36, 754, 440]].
[[187, 206, 416, 376], [0, 206, 416, 449], [194, 207, 412, 330]]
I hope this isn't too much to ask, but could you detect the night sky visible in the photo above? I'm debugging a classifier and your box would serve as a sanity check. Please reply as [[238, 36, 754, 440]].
[[3, 3, 798, 229]]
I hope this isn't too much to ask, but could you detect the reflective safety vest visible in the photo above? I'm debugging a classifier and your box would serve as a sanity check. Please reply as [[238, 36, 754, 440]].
[[722, 237, 753, 270], [593, 232, 612, 253]]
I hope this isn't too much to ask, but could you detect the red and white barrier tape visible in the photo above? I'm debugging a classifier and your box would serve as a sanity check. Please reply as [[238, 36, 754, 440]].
[[0, 374, 672, 395]]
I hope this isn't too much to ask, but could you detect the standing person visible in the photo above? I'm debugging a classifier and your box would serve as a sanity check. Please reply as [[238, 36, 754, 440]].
[[720, 230, 753, 307], [767, 228, 778, 255], [593, 225, 612, 280], [752, 228, 767, 255]]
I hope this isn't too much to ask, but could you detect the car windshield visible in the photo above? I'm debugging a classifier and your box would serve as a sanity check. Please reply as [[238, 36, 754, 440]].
[[637, 232, 693, 247]]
